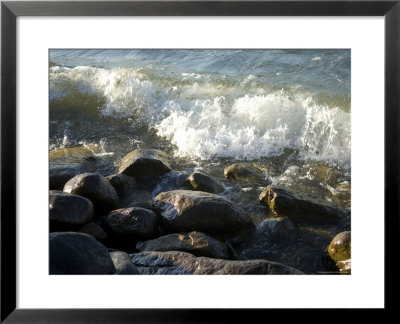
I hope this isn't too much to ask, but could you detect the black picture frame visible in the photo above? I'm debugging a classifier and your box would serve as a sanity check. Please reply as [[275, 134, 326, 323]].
[[1, 0, 399, 322]]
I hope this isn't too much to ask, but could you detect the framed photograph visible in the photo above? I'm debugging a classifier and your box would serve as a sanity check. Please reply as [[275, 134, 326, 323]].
[[1, 0, 398, 321]]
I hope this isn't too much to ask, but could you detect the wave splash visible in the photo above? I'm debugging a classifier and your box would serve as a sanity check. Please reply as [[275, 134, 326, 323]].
[[50, 66, 351, 167]]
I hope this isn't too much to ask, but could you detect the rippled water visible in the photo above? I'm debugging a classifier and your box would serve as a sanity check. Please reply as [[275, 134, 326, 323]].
[[49, 49, 351, 273]]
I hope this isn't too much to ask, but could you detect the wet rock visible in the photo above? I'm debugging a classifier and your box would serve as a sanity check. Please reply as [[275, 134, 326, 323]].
[[121, 189, 153, 210], [130, 251, 303, 275], [49, 232, 115, 274], [63, 173, 118, 215], [257, 217, 296, 240], [49, 191, 93, 230], [105, 174, 137, 195], [327, 231, 351, 274], [118, 149, 171, 178], [224, 163, 262, 180], [259, 185, 341, 223], [136, 231, 230, 259], [104, 207, 158, 245], [50, 164, 90, 190], [153, 190, 254, 239], [79, 222, 108, 241], [188, 172, 224, 193], [110, 251, 140, 275]]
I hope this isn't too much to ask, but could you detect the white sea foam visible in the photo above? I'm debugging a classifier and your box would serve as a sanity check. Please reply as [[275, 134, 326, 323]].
[[155, 92, 351, 165], [50, 66, 158, 118]]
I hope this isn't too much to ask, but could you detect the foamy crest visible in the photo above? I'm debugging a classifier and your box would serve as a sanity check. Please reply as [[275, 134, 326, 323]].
[[156, 92, 350, 165], [50, 66, 158, 117]]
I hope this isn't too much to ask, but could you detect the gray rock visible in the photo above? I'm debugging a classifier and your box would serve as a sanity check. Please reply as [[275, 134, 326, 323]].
[[63, 173, 118, 214], [104, 207, 158, 242], [259, 185, 341, 223], [153, 190, 254, 239], [79, 222, 108, 241], [136, 231, 230, 259], [49, 232, 115, 274], [49, 191, 93, 228], [130, 251, 303, 275], [118, 149, 171, 178], [188, 172, 224, 193], [110, 251, 140, 275]]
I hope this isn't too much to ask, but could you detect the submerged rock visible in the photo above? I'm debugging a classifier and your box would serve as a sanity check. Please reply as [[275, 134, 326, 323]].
[[49, 232, 115, 275], [118, 149, 171, 178], [188, 172, 224, 193], [259, 185, 341, 222], [153, 190, 254, 238], [136, 231, 230, 259], [104, 207, 158, 244], [327, 231, 351, 274], [110, 251, 140, 275], [50, 144, 99, 161], [63, 173, 118, 215], [326, 181, 351, 208], [49, 191, 93, 230], [224, 163, 263, 180], [257, 217, 296, 240], [130, 250, 303, 275]]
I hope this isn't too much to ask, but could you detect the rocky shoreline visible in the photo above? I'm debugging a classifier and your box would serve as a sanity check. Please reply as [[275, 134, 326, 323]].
[[49, 148, 351, 275]]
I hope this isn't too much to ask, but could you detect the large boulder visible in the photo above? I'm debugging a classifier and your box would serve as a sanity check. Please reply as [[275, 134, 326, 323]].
[[118, 149, 171, 178], [224, 163, 263, 180], [49, 191, 93, 230], [130, 251, 303, 275], [63, 173, 118, 215], [259, 186, 341, 222], [49, 232, 115, 274], [153, 190, 254, 238], [327, 231, 351, 274], [136, 231, 230, 259], [104, 207, 158, 244], [187, 172, 224, 193], [110, 251, 140, 275]]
